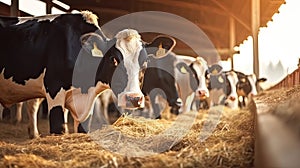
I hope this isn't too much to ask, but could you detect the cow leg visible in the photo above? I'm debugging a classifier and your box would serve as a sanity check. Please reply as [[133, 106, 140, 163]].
[[27, 98, 43, 139], [49, 106, 65, 134], [77, 115, 92, 133], [0, 104, 3, 120], [15, 102, 23, 124], [63, 108, 69, 134], [73, 120, 79, 133], [46, 89, 67, 135], [149, 93, 161, 119]]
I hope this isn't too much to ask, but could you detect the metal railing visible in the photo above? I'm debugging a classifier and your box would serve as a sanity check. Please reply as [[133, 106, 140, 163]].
[[270, 67, 300, 90]]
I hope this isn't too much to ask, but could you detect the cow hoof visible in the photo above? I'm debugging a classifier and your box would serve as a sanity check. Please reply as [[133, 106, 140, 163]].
[[28, 127, 40, 139], [155, 115, 161, 119]]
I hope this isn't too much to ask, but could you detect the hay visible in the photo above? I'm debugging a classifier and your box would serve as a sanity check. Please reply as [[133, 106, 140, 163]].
[[255, 85, 300, 136], [0, 106, 255, 167]]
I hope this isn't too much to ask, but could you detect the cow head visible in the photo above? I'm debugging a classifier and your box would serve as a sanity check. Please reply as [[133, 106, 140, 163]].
[[237, 73, 267, 98], [187, 57, 209, 99], [223, 71, 239, 109], [79, 17, 147, 109]]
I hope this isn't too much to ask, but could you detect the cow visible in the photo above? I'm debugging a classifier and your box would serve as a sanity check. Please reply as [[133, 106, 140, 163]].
[[91, 35, 182, 122], [93, 49, 209, 123], [0, 11, 173, 136], [142, 35, 183, 118], [205, 64, 239, 109], [174, 55, 209, 113], [235, 71, 267, 108]]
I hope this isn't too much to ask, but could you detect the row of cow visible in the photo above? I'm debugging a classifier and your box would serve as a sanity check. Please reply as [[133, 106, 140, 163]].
[[0, 11, 265, 138], [97, 56, 267, 125]]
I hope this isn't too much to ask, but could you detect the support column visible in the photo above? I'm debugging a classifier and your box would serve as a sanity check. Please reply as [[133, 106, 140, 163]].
[[252, 0, 260, 79], [229, 16, 236, 70], [10, 0, 19, 16], [45, 0, 53, 14]]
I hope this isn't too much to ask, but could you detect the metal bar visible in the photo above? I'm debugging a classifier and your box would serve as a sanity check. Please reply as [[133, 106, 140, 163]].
[[252, 0, 260, 90], [229, 16, 235, 70]]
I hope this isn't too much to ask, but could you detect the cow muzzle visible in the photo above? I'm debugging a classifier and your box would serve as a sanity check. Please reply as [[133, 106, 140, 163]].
[[118, 92, 145, 109], [170, 98, 183, 115], [196, 90, 209, 100]]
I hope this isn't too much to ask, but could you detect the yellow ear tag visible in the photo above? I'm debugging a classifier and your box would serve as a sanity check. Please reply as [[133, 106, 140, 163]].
[[218, 76, 224, 83], [91, 42, 103, 57], [156, 42, 166, 57], [180, 66, 188, 74], [212, 68, 218, 75]]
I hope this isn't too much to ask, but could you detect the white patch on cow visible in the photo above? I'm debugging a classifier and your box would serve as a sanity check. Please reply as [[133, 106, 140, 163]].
[[247, 74, 258, 96], [115, 29, 144, 106], [191, 57, 209, 97], [225, 71, 239, 109], [17, 14, 60, 25], [175, 55, 209, 113], [45, 88, 66, 112], [64, 82, 109, 132], [0, 69, 46, 107], [226, 71, 239, 98], [81, 10, 99, 28]]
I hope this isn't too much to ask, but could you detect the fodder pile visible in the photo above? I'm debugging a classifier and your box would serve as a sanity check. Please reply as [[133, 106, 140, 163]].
[[0, 106, 255, 168]]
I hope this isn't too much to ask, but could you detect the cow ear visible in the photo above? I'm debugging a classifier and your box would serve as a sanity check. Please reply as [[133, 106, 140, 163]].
[[176, 62, 190, 74], [145, 35, 176, 58], [208, 64, 223, 75], [80, 32, 107, 57]]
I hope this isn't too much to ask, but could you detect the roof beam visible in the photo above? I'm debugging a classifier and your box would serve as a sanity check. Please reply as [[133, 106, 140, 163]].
[[70, 6, 129, 16], [140, 0, 226, 16], [198, 24, 225, 35], [209, 0, 251, 31]]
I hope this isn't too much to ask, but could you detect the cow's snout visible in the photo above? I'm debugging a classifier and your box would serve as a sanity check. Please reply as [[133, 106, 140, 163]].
[[126, 95, 143, 107], [118, 92, 145, 109], [228, 95, 236, 101], [170, 98, 182, 115], [175, 98, 183, 107], [196, 90, 209, 99]]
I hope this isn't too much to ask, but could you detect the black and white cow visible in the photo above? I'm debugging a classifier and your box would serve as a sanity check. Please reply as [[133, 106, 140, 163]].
[[93, 36, 183, 122], [175, 55, 209, 113], [235, 71, 267, 108], [142, 36, 183, 118], [205, 64, 239, 109], [0, 11, 171, 136]]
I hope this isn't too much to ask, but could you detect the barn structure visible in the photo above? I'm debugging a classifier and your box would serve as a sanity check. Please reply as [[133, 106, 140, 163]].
[[2, 0, 300, 168], [1, 0, 285, 77]]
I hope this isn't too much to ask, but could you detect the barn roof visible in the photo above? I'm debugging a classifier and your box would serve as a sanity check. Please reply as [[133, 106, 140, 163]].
[[59, 0, 285, 59], [1, 0, 285, 59]]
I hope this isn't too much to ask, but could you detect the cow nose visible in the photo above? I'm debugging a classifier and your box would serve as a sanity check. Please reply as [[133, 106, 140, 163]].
[[197, 90, 208, 99], [126, 94, 144, 108], [228, 96, 236, 101]]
